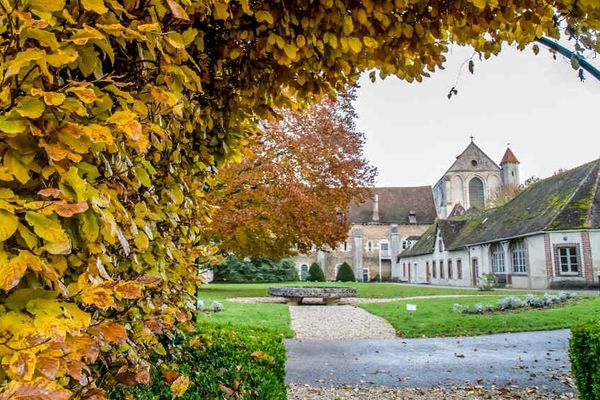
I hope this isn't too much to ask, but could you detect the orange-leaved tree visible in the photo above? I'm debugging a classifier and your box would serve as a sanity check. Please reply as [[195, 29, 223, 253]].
[[0, 0, 598, 398], [205, 89, 377, 259]]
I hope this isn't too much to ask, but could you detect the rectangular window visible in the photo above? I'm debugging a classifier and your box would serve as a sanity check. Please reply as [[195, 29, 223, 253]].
[[403, 263, 406, 276], [438, 240, 444, 252], [440, 260, 445, 279], [448, 259, 453, 279], [511, 240, 527, 273], [432, 261, 436, 278], [426, 261, 430, 277], [556, 246, 580, 275], [491, 243, 505, 273], [457, 259, 463, 280]]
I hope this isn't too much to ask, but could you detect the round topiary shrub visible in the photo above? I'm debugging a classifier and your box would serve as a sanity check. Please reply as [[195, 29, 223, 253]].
[[306, 262, 325, 282], [336, 262, 355, 282]]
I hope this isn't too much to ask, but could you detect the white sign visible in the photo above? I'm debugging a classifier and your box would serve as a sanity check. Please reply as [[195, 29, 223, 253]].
[[406, 304, 417, 312]]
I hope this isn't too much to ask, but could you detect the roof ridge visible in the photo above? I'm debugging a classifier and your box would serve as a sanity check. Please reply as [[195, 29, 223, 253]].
[[544, 162, 598, 230]]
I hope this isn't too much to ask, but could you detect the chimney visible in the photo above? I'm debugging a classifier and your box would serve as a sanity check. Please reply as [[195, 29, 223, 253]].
[[372, 194, 380, 222]]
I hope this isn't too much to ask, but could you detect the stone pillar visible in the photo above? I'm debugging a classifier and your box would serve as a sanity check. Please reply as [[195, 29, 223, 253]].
[[390, 225, 400, 280], [501, 240, 511, 286], [352, 227, 363, 281], [317, 250, 326, 277]]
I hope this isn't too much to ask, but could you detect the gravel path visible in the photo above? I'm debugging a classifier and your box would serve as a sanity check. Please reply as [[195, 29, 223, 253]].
[[289, 305, 397, 339], [287, 384, 575, 399]]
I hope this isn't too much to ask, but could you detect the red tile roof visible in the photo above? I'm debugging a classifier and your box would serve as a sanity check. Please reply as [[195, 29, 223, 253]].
[[500, 148, 520, 164]]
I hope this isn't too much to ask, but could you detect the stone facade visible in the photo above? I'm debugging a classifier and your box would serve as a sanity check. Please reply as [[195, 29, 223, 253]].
[[293, 187, 436, 282], [433, 141, 520, 219]]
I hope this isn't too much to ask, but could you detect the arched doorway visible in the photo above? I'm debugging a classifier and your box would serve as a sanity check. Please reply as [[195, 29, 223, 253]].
[[468, 177, 485, 209], [300, 264, 308, 280]]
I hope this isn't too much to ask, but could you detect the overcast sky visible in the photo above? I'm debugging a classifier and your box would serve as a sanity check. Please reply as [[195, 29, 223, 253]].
[[353, 44, 600, 188]]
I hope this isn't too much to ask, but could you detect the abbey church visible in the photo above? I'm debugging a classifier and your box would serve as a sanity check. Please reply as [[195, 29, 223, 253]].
[[294, 140, 524, 283]]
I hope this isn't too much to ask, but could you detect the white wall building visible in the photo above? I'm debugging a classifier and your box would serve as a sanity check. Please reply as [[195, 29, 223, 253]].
[[399, 159, 600, 290]]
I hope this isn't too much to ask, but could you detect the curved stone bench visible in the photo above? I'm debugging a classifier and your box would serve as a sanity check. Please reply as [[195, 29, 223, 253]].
[[268, 286, 357, 305]]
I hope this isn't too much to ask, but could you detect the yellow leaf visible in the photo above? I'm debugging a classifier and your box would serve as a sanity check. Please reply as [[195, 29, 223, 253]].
[[133, 231, 150, 251], [28, 0, 66, 12], [20, 28, 59, 51], [66, 86, 96, 104], [363, 36, 378, 48], [82, 124, 114, 144], [167, 0, 190, 20], [6, 351, 37, 381], [471, 0, 487, 9], [171, 375, 191, 398], [30, 88, 66, 106], [106, 109, 136, 125], [283, 43, 298, 60], [0, 115, 27, 135], [15, 97, 46, 119], [0, 209, 19, 242], [24, 212, 71, 254], [81, 284, 114, 309], [348, 37, 362, 53], [0, 251, 42, 291], [70, 25, 105, 45], [81, 0, 108, 14], [213, 1, 229, 20], [255, 10, 273, 25]]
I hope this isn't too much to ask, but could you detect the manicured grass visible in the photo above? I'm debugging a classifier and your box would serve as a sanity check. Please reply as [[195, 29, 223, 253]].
[[200, 281, 539, 300], [360, 296, 600, 338], [198, 301, 293, 338]]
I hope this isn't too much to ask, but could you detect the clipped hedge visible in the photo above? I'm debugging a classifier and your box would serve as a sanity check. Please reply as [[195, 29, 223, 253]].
[[336, 262, 355, 282], [214, 256, 299, 283], [306, 262, 325, 282], [570, 321, 600, 400], [110, 323, 287, 399]]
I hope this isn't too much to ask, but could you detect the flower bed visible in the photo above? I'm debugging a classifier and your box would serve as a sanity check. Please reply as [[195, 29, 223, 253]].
[[453, 292, 578, 315]]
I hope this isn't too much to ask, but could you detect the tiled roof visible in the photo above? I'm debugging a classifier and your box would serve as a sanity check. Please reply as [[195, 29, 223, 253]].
[[349, 187, 437, 225], [500, 148, 520, 164], [399, 159, 600, 257]]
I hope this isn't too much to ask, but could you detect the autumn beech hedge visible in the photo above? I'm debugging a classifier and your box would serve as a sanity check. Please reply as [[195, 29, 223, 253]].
[[0, 0, 598, 398]]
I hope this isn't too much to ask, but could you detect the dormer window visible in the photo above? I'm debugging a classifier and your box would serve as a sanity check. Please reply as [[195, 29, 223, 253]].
[[408, 211, 417, 224]]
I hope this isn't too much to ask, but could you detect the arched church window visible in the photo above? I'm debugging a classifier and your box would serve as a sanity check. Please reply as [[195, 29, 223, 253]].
[[468, 177, 485, 209]]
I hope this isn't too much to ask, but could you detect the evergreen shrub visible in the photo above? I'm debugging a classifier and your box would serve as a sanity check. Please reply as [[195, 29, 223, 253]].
[[336, 262, 355, 282], [306, 263, 325, 282], [213, 256, 298, 283], [570, 321, 600, 400]]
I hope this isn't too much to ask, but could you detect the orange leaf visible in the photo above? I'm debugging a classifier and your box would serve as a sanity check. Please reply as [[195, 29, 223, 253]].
[[163, 370, 180, 383], [92, 322, 127, 344], [166, 0, 190, 20], [0, 377, 71, 400], [35, 356, 61, 380], [52, 201, 88, 217], [37, 188, 62, 198], [114, 281, 143, 299]]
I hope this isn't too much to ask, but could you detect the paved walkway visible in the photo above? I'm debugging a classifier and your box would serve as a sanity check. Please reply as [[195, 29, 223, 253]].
[[285, 329, 574, 393]]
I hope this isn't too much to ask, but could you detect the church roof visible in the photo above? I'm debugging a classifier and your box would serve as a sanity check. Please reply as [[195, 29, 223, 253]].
[[500, 147, 520, 164], [434, 141, 501, 188], [349, 187, 437, 225], [399, 159, 600, 257]]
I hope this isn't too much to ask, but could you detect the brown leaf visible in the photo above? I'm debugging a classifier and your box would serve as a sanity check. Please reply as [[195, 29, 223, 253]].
[[219, 383, 234, 398], [163, 370, 180, 383], [114, 281, 143, 299], [92, 322, 128, 344], [36, 356, 61, 380], [0, 377, 71, 400], [166, 0, 190, 20]]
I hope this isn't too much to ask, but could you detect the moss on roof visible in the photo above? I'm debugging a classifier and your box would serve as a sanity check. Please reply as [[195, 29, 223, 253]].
[[399, 159, 600, 258]]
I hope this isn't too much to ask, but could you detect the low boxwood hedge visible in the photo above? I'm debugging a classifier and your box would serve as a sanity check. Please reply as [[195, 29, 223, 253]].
[[570, 320, 600, 400], [109, 323, 287, 399]]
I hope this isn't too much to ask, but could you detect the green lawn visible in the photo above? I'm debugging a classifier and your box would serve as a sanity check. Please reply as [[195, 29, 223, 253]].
[[200, 281, 541, 300], [197, 282, 566, 338], [360, 296, 600, 338]]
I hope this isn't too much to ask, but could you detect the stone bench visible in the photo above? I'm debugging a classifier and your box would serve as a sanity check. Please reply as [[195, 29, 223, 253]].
[[268, 286, 357, 305]]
